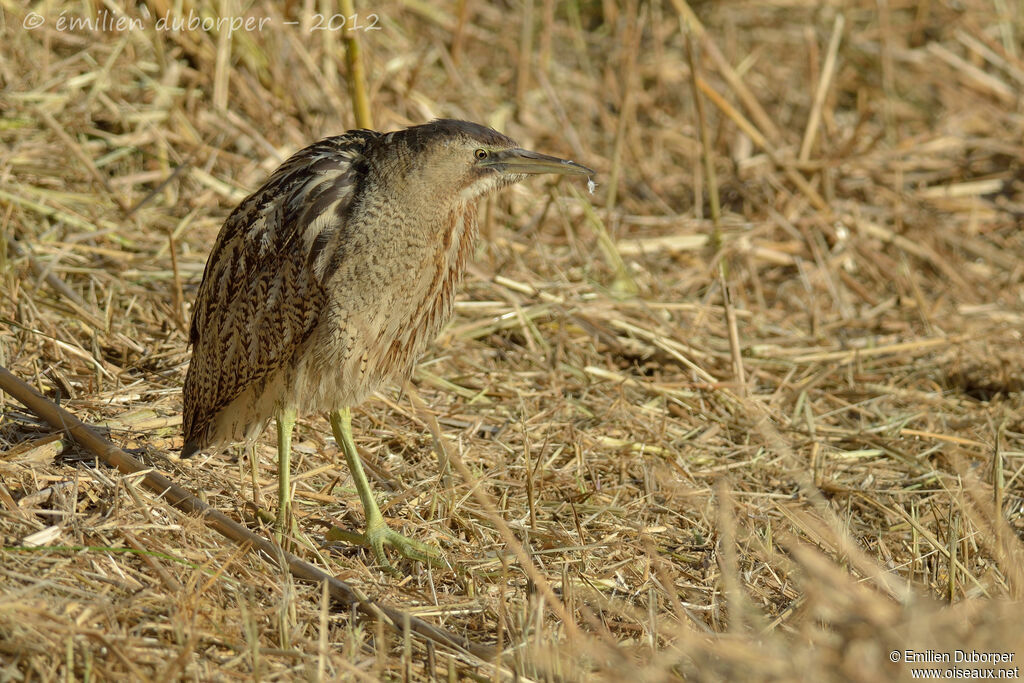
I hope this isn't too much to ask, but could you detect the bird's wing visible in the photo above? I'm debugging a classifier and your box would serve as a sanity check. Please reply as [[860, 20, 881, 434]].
[[183, 131, 378, 451]]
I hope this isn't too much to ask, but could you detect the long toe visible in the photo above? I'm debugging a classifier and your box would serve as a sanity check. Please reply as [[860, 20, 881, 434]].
[[328, 522, 442, 571], [372, 526, 442, 567]]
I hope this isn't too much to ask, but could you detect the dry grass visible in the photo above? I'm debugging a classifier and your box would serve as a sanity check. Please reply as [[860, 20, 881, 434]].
[[2, 1, 1023, 680]]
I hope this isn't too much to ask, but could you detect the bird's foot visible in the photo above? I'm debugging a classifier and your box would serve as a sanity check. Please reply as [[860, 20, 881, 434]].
[[327, 521, 443, 573], [254, 504, 318, 553], [273, 509, 290, 546]]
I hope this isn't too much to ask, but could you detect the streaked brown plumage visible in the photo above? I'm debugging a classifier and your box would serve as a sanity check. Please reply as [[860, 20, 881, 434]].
[[182, 119, 593, 565]]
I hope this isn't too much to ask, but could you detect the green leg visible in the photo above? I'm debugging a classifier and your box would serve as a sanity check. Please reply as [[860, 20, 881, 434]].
[[327, 407, 440, 569], [275, 406, 297, 543], [249, 444, 262, 507]]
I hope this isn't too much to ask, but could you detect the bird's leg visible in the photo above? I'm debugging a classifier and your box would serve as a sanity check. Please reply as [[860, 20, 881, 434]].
[[275, 406, 297, 544], [328, 407, 440, 569], [248, 443, 263, 507]]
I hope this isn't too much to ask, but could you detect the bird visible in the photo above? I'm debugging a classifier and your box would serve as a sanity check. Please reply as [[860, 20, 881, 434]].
[[181, 119, 593, 567]]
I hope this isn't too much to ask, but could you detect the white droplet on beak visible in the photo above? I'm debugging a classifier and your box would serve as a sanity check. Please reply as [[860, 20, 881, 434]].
[[587, 178, 597, 195]]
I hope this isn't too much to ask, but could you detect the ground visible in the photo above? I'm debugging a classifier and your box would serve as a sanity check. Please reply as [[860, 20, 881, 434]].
[[1, 1, 1022, 681]]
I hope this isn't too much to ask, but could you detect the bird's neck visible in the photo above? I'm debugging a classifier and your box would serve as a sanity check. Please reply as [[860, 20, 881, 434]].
[[444, 201, 478, 271], [413, 200, 478, 341]]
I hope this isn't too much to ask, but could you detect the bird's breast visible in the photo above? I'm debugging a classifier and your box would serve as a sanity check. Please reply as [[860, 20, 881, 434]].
[[306, 203, 479, 408], [379, 204, 479, 374]]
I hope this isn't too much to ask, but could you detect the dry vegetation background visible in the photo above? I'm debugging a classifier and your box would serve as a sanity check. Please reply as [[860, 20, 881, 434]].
[[2, 0, 1023, 680]]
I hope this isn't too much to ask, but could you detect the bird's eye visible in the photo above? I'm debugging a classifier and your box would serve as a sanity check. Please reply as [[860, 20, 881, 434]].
[[474, 149, 489, 160]]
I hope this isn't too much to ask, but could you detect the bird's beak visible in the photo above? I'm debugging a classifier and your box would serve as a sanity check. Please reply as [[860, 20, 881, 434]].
[[484, 148, 595, 176]]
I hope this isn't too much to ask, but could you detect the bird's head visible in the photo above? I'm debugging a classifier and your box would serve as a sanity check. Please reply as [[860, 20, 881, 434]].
[[378, 119, 594, 204]]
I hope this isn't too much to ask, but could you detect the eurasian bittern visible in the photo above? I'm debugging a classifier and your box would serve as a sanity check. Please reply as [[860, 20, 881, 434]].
[[182, 119, 593, 566]]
